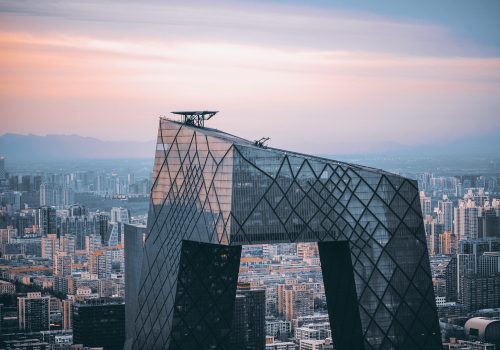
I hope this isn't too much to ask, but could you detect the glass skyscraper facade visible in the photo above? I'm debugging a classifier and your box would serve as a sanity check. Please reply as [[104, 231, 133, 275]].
[[126, 117, 441, 350]]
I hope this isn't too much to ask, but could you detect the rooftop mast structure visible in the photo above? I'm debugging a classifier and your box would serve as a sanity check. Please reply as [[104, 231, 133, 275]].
[[171, 111, 218, 128]]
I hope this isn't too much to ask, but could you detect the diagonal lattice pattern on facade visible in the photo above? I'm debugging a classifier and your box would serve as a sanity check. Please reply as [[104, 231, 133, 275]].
[[128, 117, 442, 350]]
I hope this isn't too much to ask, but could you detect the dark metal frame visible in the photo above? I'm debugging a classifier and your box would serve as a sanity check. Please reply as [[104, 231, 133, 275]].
[[171, 111, 218, 128]]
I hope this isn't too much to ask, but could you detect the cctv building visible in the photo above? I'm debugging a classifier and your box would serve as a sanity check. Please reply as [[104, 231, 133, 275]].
[[126, 112, 441, 350]]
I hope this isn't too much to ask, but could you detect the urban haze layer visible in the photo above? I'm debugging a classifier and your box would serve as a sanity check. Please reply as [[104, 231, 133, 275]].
[[0, 122, 500, 350]]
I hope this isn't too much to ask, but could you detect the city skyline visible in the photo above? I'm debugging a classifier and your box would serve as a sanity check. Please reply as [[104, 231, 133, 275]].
[[1, 125, 500, 349], [1, 2, 500, 349], [1, 0, 500, 154]]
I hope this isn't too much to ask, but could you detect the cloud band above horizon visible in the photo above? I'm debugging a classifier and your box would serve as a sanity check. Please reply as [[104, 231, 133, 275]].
[[0, 0, 499, 154]]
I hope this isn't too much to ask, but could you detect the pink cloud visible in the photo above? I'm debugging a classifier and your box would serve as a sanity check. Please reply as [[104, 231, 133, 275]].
[[0, 1, 499, 152]]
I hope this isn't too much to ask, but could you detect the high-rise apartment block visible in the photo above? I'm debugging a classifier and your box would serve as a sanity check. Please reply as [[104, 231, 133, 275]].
[[89, 250, 111, 278], [420, 191, 432, 217], [39, 206, 57, 236], [73, 298, 125, 350], [85, 234, 102, 255], [285, 288, 314, 321], [41, 233, 59, 259], [437, 195, 453, 233], [18, 292, 50, 332], [53, 252, 72, 276]]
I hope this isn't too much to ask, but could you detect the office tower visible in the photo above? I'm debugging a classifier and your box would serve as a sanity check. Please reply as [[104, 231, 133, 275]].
[[53, 252, 72, 276], [18, 292, 50, 332], [0, 156, 5, 180], [105, 222, 123, 246], [95, 213, 109, 244], [73, 298, 125, 350], [446, 256, 458, 302], [20, 175, 31, 191], [127, 113, 441, 350], [38, 206, 57, 236], [230, 283, 266, 350], [111, 207, 130, 224], [482, 207, 500, 238], [124, 224, 147, 349], [231, 294, 248, 349], [107, 208, 129, 246], [9, 175, 18, 191]]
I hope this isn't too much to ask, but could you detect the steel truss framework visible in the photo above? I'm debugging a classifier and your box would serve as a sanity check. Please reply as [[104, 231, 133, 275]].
[[129, 118, 441, 350]]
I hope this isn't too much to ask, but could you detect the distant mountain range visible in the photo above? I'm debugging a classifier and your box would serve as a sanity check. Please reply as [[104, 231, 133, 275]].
[[0, 131, 499, 161], [0, 133, 156, 160], [324, 131, 500, 158]]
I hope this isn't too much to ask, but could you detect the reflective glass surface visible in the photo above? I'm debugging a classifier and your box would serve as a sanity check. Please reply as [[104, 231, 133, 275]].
[[130, 119, 441, 350]]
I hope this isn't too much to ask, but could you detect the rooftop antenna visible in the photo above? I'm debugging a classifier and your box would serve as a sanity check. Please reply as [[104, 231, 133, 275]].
[[171, 111, 218, 128], [254, 137, 270, 148]]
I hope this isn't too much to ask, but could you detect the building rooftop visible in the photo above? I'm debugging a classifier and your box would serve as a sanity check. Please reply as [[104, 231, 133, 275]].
[[162, 117, 408, 180]]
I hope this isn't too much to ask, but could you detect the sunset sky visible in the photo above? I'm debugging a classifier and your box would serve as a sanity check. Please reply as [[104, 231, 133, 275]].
[[1, 0, 499, 154]]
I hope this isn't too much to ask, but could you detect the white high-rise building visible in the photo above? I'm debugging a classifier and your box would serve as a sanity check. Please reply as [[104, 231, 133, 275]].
[[53, 252, 72, 277], [0, 226, 17, 244], [438, 195, 453, 233], [419, 192, 432, 217], [454, 200, 482, 240], [110, 207, 130, 224], [40, 183, 64, 207], [86, 234, 102, 255]]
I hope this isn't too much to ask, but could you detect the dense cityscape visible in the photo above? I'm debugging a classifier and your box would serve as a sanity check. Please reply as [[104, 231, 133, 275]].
[[0, 152, 499, 350], [1, 0, 499, 348]]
